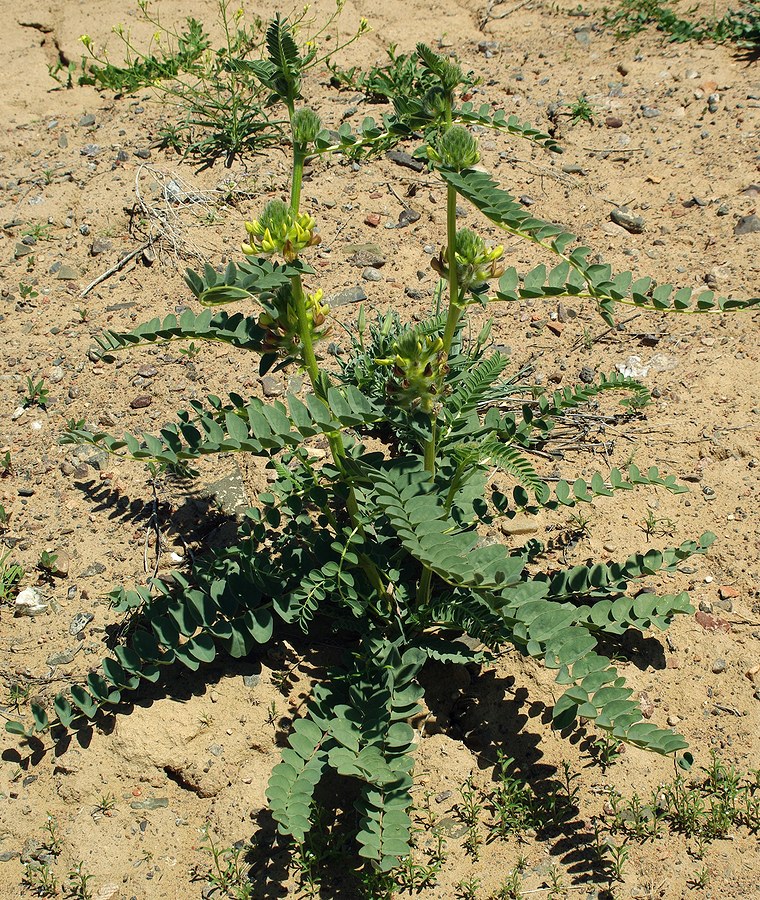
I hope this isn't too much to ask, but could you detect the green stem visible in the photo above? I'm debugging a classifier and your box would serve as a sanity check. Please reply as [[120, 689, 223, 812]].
[[290, 149, 304, 213], [290, 275, 320, 389], [442, 184, 463, 356]]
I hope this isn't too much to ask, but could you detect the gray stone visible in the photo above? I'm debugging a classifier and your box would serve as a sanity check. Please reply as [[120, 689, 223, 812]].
[[641, 106, 661, 118], [56, 264, 78, 280], [134, 148, 151, 160], [351, 249, 386, 268], [362, 267, 383, 282], [610, 207, 645, 234], [130, 797, 169, 810], [260, 375, 285, 397], [79, 562, 106, 578], [734, 214, 760, 235], [330, 285, 367, 307], [90, 239, 112, 256], [80, 144, 101, 157], [579, 365, 595, 384], [386, 150, 424, 172], [46, 647, 80, 667], [14, 587, 48, 617], [398, 208, 421, 227], [78, 113, 96, 127], [69, 612, 94, 635], [712, 658, 727, 674]]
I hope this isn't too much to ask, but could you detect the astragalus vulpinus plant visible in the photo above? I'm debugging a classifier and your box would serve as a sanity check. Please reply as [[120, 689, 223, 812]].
[[10, 13, 760, 881]]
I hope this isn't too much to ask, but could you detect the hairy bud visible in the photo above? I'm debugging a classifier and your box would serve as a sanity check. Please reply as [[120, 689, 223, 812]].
[[243, 200, 320, 262], [432, 126, 479, 171], [292, 107, 322, 148]]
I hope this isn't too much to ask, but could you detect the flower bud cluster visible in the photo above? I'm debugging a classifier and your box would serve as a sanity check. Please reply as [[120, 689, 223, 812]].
[[428, 125, 480, 171], [292, 107, 322, 148], [432, 228, 504, 295], [259, 286, 330, 357], [377, 331, 449, 415], [242, 200, 320, 262]]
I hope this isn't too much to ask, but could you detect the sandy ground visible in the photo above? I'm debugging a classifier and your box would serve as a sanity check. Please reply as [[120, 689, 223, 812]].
[[0, 0, 758, 897]]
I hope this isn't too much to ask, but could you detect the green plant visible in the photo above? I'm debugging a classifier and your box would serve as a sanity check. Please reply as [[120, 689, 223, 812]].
[[23, 377, 49, 409], [37, 550, 59, 579], [94, 792, 117, 815], [458, 776, 483, 858], [9, 24, 760, 887], [639, 509, 676, 541], [0, 504, 9, 530], [194, 827, 253, 899], [74, 308, 90, 323], [66, 862, 94, 900], [22, 223, 53, 241], [19, 282, 39, 301], [589, 732, 624, 771], [456, 874, 482, 899], [688, 865, 710, 890], [567, 93, 594, 125], [22, 863, 60, 897], [0, 552, 24, 603], [42, 815, 63, 857], [6, 680, 31, 712], [1, 450, 12, 476]]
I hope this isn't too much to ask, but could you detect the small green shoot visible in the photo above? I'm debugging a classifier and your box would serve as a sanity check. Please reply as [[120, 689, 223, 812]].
[[23, 377, 49, 409]]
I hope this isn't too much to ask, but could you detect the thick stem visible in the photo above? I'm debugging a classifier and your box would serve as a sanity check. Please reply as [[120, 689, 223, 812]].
[[290, 149, 304, 213], [290, 275, 320, 389], [442, 183, 463, 356]]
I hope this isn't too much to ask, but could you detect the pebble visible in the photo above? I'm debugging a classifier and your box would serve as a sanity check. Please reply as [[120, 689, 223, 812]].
[[48, 365, 64, 384], [578, 365, 595, 383], [386, 150, 424, 172], [362, 267, 383, 282], [711, 658, 727, 674], [130, 798, 169, 810], [80, 561, 106, 577], [116, 150, 129, 163], [519, 195, 536, 206], [90, 239, 112, 256], [364, 213, 380, 227], [47, 648, 79, 667], [14, 587, 48, 617], [78, 113, 96, 127], [56, 264, 78, 280], [605, 116, 623, 128], [70, 612, 94, 635], [137, 365, 158, 378], [134, 148, 151, 160], [351, 249, 385, 268], [242, 674, 260, 688], [330, 286, 367, 307], [734, 214, 760, 235], [80, 144, 102, 157], [130, 395, 153, 409], [610, 207, 645, 233], [260, 375, 285, 397], [641, 106, 661, 118], [398, 208, 421, 227], [667, 714, 681, 727]]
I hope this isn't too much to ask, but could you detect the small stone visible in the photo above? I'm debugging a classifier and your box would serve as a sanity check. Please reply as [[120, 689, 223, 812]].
[[717, 203, 730, 216], [718, 585, 740, 600], [116, 150, 129, 163], [398, 208, 421, 227], [350, 248, 386, 268], [78, 113, 96, 127], [79, 224, 91, 236], [667, 714, 681, 727], [364, 213, 381, 227], [69, 612, 94, 635], [130, 395, 152, 409], [641, 106, 660, 118], [209, 744, 224, 757], [130, 797, 169, 810], [47, 648, 79, 667], [616, 62, 630, 76], [695, 610, 731, 633], [578, 365, 595, 384], [605, 116, 623, 128], [80, 144, 101, 158], [362, 267, 383, 282], [610, 207, 645, 234], [14, 587, 48, 617], [137, 365, 158, 379], [90, 239, 112, 257], [435, 790, 453, 803], [47, 365, 64, 384], [134, 148, 152, 160], [242, 674, 260, 688], [386, 150, 424, 172], [639, 692, 655, 719], [142, 246, 156, 266], [711, 658, 727, 674], [519, 195, 536, 207], [80, 562, 106, 577], [330, 286, 367, 307], [699, 600, 713, 614], [0, 852, 19, 862], [56, 264, 79, 280], [714, 597, 733, 613], [734, 214, 760, 236], [260, 375, 285, 397]]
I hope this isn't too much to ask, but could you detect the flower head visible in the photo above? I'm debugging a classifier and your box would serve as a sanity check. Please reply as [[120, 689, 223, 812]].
[[432, 228, 504, 294], [243, 200, 320, 262], [428, 125, 479, 171]]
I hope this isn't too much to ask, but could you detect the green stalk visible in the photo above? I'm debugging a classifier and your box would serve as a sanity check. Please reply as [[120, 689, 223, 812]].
[[290, 148, 304, 213], [441, 183, 463, 356]]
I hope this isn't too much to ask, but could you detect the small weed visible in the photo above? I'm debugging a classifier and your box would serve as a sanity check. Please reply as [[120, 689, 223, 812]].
[[74, 308, 90, 323], [94, 792, 117, 816], [42, 815, 63, 857], [688, 865, 710, 890], [590, 733, 624, 771], [1, 450, 13, 476], [265, 700, 278, 732], [22, 862, 60, 897], [456, 874, 482, 899], [458, 776, 483, 859], [66, 862, 95, 900], [194, 826, 253, 899], [490, 868, 524, 899], [395, 826, 448, 891], [639, 508, 676, 540], [23, 377, 49, 409], [5, 680, 31, 712], [0, 548, 26, 603], [179, 341, 201, 359], [606, 839, 629, 881], [19, 282, 39, 302], [568, 93, 594, 125], [22, 223, 53, 241], [546, 864, 567, 898], [37, 550, 60, 580]]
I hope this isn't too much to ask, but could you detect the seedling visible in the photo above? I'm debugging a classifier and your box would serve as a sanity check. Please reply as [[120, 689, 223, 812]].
[[1, 450, 13, 476], [688, 865, 710, 890], [5, 681, 30, 712], [22, 223, 53, 241], [18, 281, 39, 301], [22, 862, 59, 897], [0, 552, 24, 603], [94, 792, 117, 815], [456, 874, 482, 899], [74, 308, 90, 323], [23, 377, 49, 409], [37, 550, 60, 580], [589, 733, 624, 771], [67, 862, 95, 900], [568, 93, 595, 125], [458, 776, 483, 859], [42, 814, 63, 857], [179, 341, 201, 359], [194, 826, 254, 900]]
